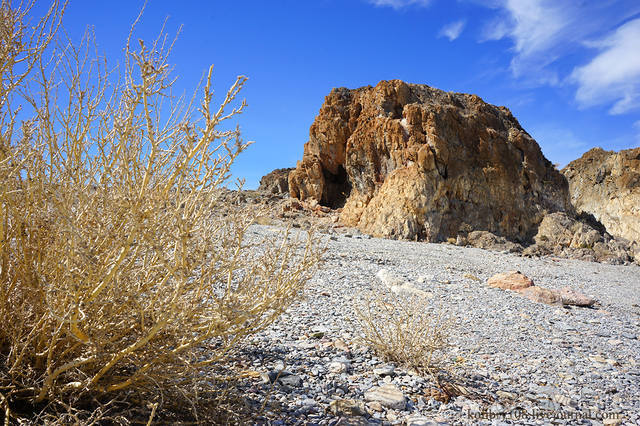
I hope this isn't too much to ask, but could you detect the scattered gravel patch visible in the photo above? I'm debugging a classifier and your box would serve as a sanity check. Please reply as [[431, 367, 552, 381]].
[[233, 224, 640, 425]]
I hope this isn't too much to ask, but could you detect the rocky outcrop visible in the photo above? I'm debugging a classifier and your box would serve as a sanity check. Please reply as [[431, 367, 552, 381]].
[[521, 212, 635, 264], [289, 80, 571, 243], [259, 167, 294, 194], [563, 147, 640, 244]]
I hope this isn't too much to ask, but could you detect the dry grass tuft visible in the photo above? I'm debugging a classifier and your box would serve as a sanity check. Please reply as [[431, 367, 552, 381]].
[[355, 287, 451, 376], [0, 1, 321, 422]]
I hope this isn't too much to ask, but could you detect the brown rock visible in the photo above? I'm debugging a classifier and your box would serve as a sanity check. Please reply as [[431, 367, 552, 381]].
[[259, 167, 294, 194], [466, 230, 523, 252], [487, 271, 534, 290], [517, 286, 562, 305], [556, 287, 596, 307], [487, 271, 596, 307], [563, 147, 640, 244], [289, 80, 571, 242]]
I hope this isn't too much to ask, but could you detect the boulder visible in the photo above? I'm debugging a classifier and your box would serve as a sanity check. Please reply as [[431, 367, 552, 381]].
[[487, 271, 534, 290], [289, 80, 571, 242], [518, 286, 562, 305], [466, 230, 523, 253], [563, 147, 640, 244], [258, 167, 294, 194]]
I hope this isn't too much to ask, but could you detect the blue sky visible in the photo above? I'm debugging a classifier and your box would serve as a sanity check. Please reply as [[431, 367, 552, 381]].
[[48, 0, 640, 188]]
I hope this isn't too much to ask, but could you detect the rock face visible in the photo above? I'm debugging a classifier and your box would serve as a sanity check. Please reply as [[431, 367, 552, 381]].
[[563, 147, 640, 244], [258, 167, 294, 194], [289, 80, 571, 242]]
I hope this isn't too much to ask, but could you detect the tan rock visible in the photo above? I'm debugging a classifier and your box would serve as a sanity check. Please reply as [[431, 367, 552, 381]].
[[487, 271, 534, 290], [517, 286, 562, 305], [258, 167, 294, 194], [556, 287, 596, 307], [289, 80, 571, 242], [487, 271, 596, 306], [364, 383, 406, 410], [563, 147, 640, 244], [328, 399, 366, 417]]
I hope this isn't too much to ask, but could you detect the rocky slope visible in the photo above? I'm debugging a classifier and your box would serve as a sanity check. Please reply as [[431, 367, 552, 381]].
[[563, 147, 640, 245], [288, 80, 571, 243]]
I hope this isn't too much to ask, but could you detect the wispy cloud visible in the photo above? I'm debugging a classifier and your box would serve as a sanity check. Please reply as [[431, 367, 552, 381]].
[[634, 120, 640, 146], [439, 20, 466, 41], [479, 0, 640, 111], [571, 18, 640, 115], [480, 0, 572, 82], [367, 0, 432, 10]]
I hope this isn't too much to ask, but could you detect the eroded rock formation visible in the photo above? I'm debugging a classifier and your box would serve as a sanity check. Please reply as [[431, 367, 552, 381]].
[[289, 80, 571, 242], [259, 167, 294, 194], [563, 147, 640, 244]]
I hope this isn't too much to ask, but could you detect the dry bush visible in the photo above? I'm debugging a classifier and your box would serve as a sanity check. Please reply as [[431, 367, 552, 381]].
[[355, 288, 451, 376], [0, 1, 320, 421]]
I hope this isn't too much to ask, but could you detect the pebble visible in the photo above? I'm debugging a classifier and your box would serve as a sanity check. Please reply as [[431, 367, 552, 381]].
[[373, 365, 395, 377], [364, 384, 406, 410]]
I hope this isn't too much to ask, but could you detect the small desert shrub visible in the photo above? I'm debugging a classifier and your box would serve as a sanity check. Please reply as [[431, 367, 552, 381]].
[[355, 288, 450, 376], [0, 1, 320, 421]]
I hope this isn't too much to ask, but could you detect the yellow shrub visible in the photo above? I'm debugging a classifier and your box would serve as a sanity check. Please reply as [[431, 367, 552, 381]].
[[0, 1, 320, 419], [355, 287, 450, 376]]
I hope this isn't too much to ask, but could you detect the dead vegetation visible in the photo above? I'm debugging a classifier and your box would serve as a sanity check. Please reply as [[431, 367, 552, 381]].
[[0, 0, 320, 422], [355, 287, 451, 376]]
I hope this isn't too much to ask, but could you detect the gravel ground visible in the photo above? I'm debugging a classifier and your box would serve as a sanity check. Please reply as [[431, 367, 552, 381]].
[[233, 224, 640, 425]]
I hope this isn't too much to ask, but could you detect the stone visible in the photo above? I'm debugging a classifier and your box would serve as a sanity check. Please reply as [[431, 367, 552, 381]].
[[334, 338, 350, 352], [334, 418, 373, 426], [279, 374, 303, 387], [366, 401, 384, 412], [373, 365, 396, 377], [518, 286, 562, 305], [328, 399, 367, 417], [466, 231, 522, 253], [259, 167, 294, 194], [487, 271, 596, 306], [487, 271, 534, 290], [377, 268, 432, 298], [404, 415, 439, 426], [364, 384, 407, 410], [563, 147, 640, 244], [329, 359, 351, 374], [289, 80, 571, 242], [556, 286, 596, 307]]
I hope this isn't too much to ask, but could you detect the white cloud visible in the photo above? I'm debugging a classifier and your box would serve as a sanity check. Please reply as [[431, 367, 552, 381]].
[[439, 20, 466, 41], [634, 120, 640, 146], [571, 19, 640, 115], [478, 0, 640, 111], [367, 0, 431, 9], [479, 0, 579, 82]]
